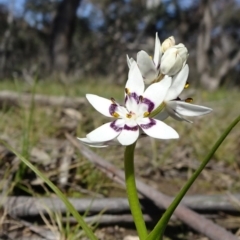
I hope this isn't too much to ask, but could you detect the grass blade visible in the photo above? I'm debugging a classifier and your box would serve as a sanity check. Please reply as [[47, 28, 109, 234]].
[[0, 140, 98, 240]]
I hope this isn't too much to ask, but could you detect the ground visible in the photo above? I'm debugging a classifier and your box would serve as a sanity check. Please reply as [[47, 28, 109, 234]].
[[0, 79, 239, 239]]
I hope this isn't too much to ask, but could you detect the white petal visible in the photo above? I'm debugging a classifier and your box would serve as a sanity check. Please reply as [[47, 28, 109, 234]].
[[167, 101, 212, 116], [162, 102, 191, 122], [125, 93, 139, 114], [114, 105, 129, 118], [143, 75, 172, 111], [138, 118, 179, 139], [87, 120, 124, 142], [126, 55, 135, 68], [78, 138, 108, 148], [126, 61, 145, 96], [164, 64, 189, 101], [137, 50, 158, 84], [153, 32, 162, 68], [86, 94, 112, 117], [117, 121, 139, 145], [167, 107, 192, 123], [78, 138, 120, 148]]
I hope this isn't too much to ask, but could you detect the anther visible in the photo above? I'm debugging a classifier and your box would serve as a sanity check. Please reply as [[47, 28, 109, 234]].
[[184, 82, 189, 89], [185, 98, 193, 103], [126, 113, 132, 118], [144, 112, 150, 117], [111, 97, 116, 104], [139, 95, 144, 102], [125, 88, 130, 95], [112, 112, 120, 118]]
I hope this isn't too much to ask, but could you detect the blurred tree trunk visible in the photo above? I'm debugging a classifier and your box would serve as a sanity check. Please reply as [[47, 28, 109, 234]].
[[197, 0, 240, 90], [50, 0, 81, 74]]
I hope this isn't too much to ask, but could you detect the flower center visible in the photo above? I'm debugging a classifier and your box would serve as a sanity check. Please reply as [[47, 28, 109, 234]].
[[126, 112, 133, 118], [110, 90, 155, 121]]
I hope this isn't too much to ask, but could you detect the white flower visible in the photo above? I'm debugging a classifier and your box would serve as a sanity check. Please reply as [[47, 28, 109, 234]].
[[79, 62, 179, 147], [157, 64, 212, 122], [160, 43, 188, 76], [127, 32, 162, 84]]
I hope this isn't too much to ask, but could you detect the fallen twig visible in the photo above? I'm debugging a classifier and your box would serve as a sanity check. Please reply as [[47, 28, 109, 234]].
[[65, 214, 240, 230], [66, 133, 239, 240], [2, 195, 240, 218], [0, 90, 86, 108], [70, 214, 155, 225]]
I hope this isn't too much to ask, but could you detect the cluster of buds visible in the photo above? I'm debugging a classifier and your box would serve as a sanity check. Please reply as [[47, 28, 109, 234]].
[[161, 37, 188, 76], [127, 33, 188, 84]]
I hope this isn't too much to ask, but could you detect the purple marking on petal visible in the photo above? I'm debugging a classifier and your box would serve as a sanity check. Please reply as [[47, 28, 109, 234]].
[[142, 98, 155, 112], [109, 104, 118, 115], [125, 92, 140, 104], [124, 124, 139, 131], [110, 120, 123, 132], [140, 118, 156, 129], [130, 92, 139, 102], [124, 95, 127, 104]]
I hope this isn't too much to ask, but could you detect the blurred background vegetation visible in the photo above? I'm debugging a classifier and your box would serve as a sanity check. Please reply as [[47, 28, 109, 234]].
[[0, 1, 240, 239], [0, 0, 240, 89]]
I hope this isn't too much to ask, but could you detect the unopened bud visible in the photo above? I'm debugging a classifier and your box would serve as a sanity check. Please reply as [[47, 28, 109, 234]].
[[161, 36, 175, 53], [160, 43, 188, 76]]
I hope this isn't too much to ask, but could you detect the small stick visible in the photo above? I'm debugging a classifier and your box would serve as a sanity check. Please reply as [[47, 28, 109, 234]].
[[0, 90, 86, 108], [3, 195, 240, 217]]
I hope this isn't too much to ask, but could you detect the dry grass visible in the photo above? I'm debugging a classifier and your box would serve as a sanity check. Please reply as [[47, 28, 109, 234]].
[[0, 78, 239, 239]]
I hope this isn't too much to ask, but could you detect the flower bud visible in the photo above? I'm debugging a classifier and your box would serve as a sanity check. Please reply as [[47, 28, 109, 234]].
[[161, 36, 175, 53], [160, 43, 188, 76]]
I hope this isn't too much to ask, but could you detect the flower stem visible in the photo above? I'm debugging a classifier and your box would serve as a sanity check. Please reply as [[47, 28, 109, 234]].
[[124, 142, 148, 240], [146, 114, 240, 240]]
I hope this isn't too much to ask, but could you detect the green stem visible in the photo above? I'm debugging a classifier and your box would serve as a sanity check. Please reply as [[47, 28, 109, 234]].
[[124, 142, 148, 240], [1, 141, 98, 240], [146, 114, 240, 240]]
